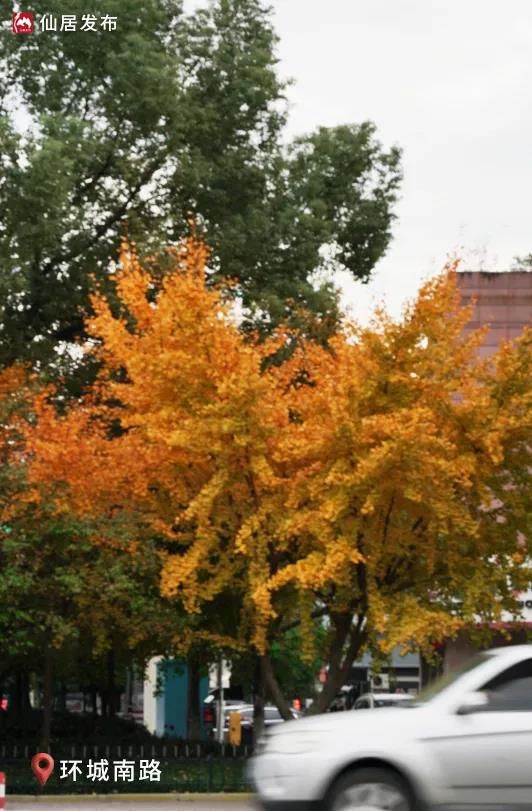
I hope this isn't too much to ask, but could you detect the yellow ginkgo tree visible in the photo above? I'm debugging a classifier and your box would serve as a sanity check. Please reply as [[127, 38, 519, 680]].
[[24, 240, 532, 718], [255, 271, 532, 714]]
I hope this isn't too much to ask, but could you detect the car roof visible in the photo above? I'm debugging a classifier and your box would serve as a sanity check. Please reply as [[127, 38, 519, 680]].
[[487, 644, 532, 656]]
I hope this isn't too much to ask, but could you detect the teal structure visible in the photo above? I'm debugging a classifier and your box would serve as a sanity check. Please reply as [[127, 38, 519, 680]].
[[155, 659, 209, 738]]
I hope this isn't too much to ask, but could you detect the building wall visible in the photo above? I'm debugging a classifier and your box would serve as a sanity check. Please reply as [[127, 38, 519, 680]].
[[457, 270, 532, 357], [444, 628, 532, 674], [143, 657, 209, 738], [443, 634, 478, 675], [443, 271, 532, 672]]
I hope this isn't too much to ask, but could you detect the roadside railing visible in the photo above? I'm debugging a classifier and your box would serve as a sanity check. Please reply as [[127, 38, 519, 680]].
[[0, 741, 253, 794]]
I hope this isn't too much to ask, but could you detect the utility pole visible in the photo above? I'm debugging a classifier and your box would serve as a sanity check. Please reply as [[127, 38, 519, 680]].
[[216, 653, 225, 744]]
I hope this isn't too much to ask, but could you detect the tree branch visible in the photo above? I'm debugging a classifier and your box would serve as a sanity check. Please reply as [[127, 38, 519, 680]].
[[278, 604, 329, 634], [42, 154, 167, 277], [382, 494, 394, 548], [72, 133, 121, 207]]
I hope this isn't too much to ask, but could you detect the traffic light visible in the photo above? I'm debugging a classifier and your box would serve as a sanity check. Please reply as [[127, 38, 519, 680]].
[[228, 711, 241, 746]]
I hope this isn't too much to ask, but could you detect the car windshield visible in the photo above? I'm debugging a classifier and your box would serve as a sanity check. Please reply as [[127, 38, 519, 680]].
[[411, 652, 492, 704]]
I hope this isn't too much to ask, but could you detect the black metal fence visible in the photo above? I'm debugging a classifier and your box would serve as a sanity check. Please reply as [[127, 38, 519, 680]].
[[0, 741, 252, 794]]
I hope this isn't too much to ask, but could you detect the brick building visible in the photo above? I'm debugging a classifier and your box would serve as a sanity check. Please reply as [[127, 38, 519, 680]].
[[457, 270, 532, 356], [438, 270, 532, 675]]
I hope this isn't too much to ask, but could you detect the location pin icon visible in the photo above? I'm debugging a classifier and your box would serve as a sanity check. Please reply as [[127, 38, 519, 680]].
[[31, 753, 55, 787]]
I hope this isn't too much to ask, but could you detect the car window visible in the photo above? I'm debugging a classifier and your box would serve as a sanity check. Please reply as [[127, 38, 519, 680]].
[[374, 699, 407, 708], [354, 698, 370, 710], [481, 659, 532, 711], [265, 707, 281, 720]]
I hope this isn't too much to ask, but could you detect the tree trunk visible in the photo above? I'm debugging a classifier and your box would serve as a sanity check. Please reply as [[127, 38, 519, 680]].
[[10, 671, 32, 724], [107, 648, 116, 717], [186, 655, 202, 740], [261, 654, 293, 720], [58, 683, 67, 712], [0, 678, 4, 734], [252, 653, 265, 747], [91, 687, 98, 718], [40, 649, 53, 752], [305, 612, 367, 716], [126, 668, 133, 713]]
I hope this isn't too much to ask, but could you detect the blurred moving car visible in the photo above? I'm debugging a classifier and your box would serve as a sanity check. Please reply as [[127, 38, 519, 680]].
[[353, 692, 414, 710], [249, 645, 532, 810]]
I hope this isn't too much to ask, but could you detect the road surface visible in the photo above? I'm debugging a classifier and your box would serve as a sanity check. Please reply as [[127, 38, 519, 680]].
[[8, 799, 256, 811]]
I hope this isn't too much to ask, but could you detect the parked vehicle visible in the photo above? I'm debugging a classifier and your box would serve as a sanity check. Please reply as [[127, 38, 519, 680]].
[[327, 685, 357, 711], [249, 645, 532, 810], [352, 692, 414, 710], [203, 688, 246, 737], [210, 702, 253, 741], [213, 703, 301, 743]]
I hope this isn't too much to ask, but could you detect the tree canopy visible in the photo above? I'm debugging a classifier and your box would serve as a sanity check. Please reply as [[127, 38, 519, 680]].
[[21, 238, 532, 716], [0, 367, 181, 747], [0, 0, 401, 384]]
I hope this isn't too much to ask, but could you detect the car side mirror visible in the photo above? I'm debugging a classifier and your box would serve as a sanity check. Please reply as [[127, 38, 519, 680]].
[[456, 691, 489, 716]]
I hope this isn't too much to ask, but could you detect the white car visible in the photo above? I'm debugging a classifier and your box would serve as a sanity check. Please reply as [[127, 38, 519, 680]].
[[249, 644, 532, 810], [353, 692, 414, 710]]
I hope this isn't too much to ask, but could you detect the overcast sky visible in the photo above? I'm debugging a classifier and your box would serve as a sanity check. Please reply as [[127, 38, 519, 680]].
[[266, 0, 532, 321], [16, 1, 530, 324]]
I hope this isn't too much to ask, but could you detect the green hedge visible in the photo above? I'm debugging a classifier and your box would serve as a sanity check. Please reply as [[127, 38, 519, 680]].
[[1, 755, 251, 795]]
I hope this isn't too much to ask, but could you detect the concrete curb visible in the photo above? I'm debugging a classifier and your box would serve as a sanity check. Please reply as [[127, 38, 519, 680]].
[[7, 793, 253, 803]]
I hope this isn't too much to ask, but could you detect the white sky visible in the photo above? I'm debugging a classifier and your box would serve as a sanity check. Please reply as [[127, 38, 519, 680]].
[[267, 0, 532, 321]]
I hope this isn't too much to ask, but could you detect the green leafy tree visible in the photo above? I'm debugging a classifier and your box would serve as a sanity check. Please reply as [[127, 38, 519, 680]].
[[269, 624, 328, 701], [0, 0, 401, 384], [0, 506, 179, 747], [230, 623, 327, 704], [0, 371, 182, 746], [511, 254, 532, 270]]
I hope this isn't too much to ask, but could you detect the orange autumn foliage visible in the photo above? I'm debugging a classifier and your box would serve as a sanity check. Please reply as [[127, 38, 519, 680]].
[[22, 239, 532, 705]]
